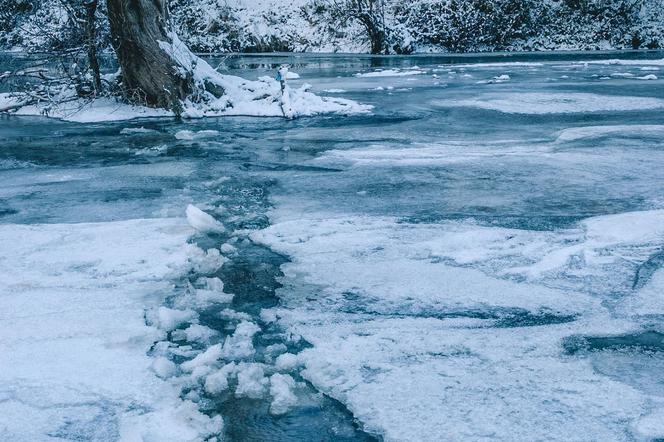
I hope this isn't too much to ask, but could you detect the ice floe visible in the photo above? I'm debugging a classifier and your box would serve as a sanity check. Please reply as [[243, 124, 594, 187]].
[[442, 62, 544, 69], [175, 129, 221, 140], [355, 68, 426, 78], [120, 126, 160, 135], [269, 374, 299, 415], [235, 363, 269, 399], [221, 321, 262, 360], [439, 92, 664, 114]]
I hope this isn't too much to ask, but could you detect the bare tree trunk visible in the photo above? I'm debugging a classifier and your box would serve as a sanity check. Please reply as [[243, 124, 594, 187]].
[[106, 0, 194, 111], [84, 0, 102, 93], [348, 0, 388, 54], [359, 13, 387, 54]]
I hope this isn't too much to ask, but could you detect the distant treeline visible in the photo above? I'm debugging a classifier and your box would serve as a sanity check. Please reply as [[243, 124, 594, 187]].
[[2, 0, 663, 54]]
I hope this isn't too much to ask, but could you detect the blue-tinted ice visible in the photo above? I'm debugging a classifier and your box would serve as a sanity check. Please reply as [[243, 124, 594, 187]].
[[2, 51, 664, 441]]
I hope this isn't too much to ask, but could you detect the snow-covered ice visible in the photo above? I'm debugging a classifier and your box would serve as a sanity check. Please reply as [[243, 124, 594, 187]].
[[0, 218, 223, 441], [555, 125, 664, 142], [578, 58, 664, 66], [253, 211, 664, 441]]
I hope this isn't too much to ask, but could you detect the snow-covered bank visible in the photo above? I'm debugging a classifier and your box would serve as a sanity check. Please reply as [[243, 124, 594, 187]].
[[0, 40, 370, 123], [0, 218, 223, 441], [0, 77, 370, 123]]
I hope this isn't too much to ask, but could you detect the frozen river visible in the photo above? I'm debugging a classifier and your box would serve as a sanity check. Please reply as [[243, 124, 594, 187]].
[[1, 51, 664, 441]]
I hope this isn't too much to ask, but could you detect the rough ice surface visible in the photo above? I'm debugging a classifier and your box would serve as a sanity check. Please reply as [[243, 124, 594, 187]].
[[244, 53, 664, 442], [255, 217, 598, 314], [3, 52, 664, 441], [253, 209, 664, 441], [0, 219, 222, 441]]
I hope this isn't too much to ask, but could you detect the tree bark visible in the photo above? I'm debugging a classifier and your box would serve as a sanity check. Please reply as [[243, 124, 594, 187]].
[[106, 0, 194, 111]]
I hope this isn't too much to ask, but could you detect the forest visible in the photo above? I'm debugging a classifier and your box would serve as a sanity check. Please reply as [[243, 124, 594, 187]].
[[2, 0, 663, 55]]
